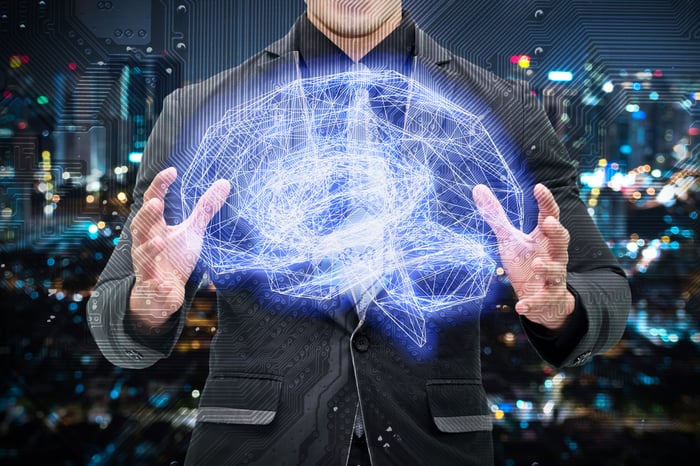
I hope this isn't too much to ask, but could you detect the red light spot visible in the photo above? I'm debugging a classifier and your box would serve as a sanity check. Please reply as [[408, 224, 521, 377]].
[[68, 62, 77, 71], [653, 69, 663, 78], [20, 55, 30, 64], [2, 90, 11, 99], [17, 121, 27, 130], [530, 90, 537, 96], [689, 127, 700, 137], [510, 55, 521, 64]]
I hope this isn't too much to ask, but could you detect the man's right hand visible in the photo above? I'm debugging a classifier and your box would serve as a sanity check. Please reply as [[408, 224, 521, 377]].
[[129, 167, 230, 329]]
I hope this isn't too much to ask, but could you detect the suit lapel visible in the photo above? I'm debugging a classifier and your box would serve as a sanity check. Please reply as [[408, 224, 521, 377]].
[[415, 27, 452, 68]]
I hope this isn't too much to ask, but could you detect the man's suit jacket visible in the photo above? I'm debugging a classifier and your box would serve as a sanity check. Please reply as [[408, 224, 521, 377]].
[[88, 15, 630, 466]]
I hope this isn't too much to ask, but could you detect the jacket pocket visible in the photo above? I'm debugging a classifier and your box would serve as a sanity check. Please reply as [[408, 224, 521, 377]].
[[196, 373, 283, 425], [426, 379, 493, 433]]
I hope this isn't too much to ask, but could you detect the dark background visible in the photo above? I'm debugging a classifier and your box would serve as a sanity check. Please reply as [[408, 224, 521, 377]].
[[1, 1, 699, 465]]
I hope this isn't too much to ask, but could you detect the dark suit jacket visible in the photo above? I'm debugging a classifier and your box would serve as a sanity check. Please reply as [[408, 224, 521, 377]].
[[88, 15, 630, 466]]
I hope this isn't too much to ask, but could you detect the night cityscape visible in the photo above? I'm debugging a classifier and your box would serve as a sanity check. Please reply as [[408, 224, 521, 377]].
[[2, 1, 699, 465]]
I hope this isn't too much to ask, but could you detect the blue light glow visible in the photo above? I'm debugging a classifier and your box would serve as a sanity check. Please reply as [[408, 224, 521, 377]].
[[548, 71, 573, 82], [128, 151, 143, 163], [594, 393, 611, 410], [181, 70, 524, 347], [149, 393, 170, 408]]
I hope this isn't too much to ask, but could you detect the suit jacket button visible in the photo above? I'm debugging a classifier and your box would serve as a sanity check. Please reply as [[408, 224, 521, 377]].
[[353, 334, 369, 352]]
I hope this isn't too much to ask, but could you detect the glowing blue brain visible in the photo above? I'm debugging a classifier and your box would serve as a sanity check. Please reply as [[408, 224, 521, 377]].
[[181, 70, 523, 346]]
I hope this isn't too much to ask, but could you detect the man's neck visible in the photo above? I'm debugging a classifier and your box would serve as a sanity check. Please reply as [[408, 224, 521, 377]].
[[306, 9, 403, 62]]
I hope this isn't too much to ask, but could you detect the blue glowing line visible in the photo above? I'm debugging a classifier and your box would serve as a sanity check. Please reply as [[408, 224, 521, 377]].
[[548, 71, 573, 82]]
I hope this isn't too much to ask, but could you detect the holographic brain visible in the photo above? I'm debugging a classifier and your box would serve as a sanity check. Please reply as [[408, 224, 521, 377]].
[[181, 69, 523, 346]]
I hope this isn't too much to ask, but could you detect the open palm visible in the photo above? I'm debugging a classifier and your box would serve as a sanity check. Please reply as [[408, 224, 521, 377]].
[[473, 183, 574, 330], [129, 167, 230, 327]]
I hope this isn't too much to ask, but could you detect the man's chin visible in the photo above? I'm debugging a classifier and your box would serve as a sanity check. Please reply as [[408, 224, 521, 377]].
[[325, 13, 396, 38]]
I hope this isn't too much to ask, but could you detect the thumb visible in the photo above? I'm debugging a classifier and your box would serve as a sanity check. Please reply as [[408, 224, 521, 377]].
[[187, 179, 231, 235], [472, 184, 513, 239]]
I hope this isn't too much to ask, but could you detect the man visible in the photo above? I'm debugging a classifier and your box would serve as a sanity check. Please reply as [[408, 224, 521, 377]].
[[88, 1, 630, 464]]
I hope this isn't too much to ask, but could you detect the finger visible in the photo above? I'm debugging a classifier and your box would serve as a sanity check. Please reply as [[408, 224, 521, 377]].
[[534, 183, 559, 224], [131, 197, 166, 246], [186, 179, 231, 235], [144, 167, 177, 204], [132, 235, 167, 278], [540, 216, 570, 263], [515, 293, 572, 327], [473, 184, 516, 239], [533, 257, 566, 287]]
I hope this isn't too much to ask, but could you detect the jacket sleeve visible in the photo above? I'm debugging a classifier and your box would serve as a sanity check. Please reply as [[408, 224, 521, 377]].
[[515, 84, 631, 368], [87, 88, 202, 369]]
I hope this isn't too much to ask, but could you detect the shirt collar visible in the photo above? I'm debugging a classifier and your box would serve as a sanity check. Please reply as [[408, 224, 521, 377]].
[[294, 11, 416, 77]]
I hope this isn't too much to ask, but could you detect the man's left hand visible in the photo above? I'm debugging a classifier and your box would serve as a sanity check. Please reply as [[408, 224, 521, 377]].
[[473, 183, 575, 331]]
